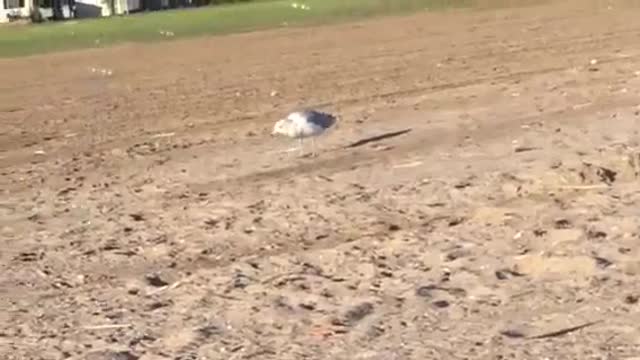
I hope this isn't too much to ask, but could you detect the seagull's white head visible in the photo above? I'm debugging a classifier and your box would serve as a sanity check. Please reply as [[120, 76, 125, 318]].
[[272, 118, 291, 136]]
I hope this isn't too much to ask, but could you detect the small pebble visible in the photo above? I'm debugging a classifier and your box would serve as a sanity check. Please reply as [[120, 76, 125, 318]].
[[144, 273, 169, 287], [432, 300, 450, 308], [624, 294, 639, 304], [343, 302, 374, 325]]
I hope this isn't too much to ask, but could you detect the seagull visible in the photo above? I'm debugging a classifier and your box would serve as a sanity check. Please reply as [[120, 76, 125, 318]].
[[272, 109, 338, 157]]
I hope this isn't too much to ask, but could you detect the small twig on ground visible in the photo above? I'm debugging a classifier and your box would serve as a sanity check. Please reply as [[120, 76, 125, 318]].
[[147, 277, 189, 296], [527, 320, 602, 340], [572, 102, 592, 110], [243, 348, 276, 359], [315, 175, 334, 182], [82, 324, 133, 330], [261, 271, 339, 285], [206, 290, 241, 301], [510, 289, 535, 299], [392, 160, 423, 169], [514, 146, 540, 153], [150, 132, 175, 138], [558, 184, 610, 190]]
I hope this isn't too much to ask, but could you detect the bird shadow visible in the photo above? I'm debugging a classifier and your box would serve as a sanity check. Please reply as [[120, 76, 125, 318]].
[[344, 128, 412, 149]]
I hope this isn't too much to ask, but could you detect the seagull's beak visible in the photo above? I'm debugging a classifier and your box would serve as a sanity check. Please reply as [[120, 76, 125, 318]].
[[272, 120, 283, 136]]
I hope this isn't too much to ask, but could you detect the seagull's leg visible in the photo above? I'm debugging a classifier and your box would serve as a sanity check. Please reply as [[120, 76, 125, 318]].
[[311, 137, 317, 157], [298, 138, 304, 157], [285, 141, 292, 159]]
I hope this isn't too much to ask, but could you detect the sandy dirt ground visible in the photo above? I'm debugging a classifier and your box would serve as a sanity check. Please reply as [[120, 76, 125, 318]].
[[3, 1, 640, 359]]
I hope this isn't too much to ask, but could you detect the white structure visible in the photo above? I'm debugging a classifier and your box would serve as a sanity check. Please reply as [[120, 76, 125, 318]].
[[75, 0, 141, 18], [118, 0, 142, 14], [0, 0, 33, 23], [73, 0, 141, 18], [0, 0, 73, 23], [0, 0, 142, 22]]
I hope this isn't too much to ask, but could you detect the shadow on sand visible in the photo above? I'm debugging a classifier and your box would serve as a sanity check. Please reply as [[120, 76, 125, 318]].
[[345, 128, 412, 149]]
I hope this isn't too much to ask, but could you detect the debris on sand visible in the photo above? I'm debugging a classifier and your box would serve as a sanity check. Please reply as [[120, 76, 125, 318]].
[[85, 349, 139, 360], [144, 273, 169, 287], [332, 302, 375, 327], [432, 300, 450, 308], [527, 320, 602, 340]]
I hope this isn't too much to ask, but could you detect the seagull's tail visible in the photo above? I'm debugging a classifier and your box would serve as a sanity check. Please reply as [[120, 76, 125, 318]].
[[322, 111, 338, 129]]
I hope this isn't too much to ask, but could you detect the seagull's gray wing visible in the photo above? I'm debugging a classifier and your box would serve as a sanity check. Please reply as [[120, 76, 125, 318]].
[[302, 110, 337, 130]]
